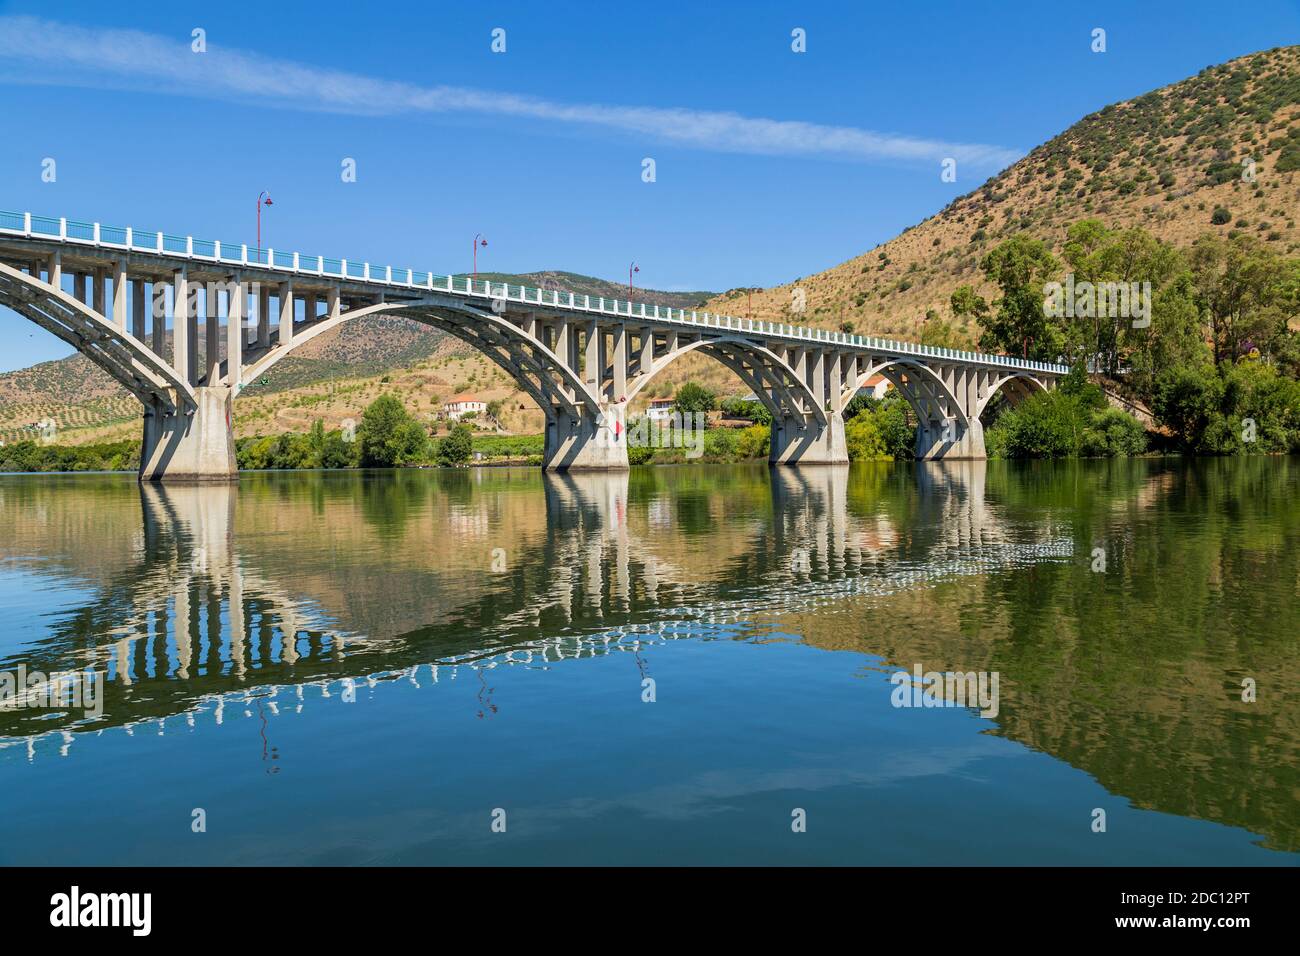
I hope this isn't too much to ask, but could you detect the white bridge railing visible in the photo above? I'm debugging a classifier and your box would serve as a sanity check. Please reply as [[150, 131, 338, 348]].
[[0, 210, 1069, 376]]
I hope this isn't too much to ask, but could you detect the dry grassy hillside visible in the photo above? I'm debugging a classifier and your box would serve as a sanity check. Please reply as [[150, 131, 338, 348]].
[[664, 45, 1300, 397]]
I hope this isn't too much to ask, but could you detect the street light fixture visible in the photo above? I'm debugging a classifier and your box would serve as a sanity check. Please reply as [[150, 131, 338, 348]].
[[473, 234, 488, 276], [256, 192, 273, 261], [628, 262, 640, 296]]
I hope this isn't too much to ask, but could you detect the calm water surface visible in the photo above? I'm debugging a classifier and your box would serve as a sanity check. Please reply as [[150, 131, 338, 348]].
[[0, 460, 1296, 865]]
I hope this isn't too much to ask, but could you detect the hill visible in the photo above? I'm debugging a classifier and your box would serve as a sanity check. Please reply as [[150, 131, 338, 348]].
[[652, 45, 1300, 399]]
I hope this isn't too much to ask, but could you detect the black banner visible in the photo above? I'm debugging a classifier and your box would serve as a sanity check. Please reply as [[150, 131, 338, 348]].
[[2, 865, 1289, 941]]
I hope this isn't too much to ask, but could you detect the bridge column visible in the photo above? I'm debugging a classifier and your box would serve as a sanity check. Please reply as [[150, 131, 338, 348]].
[[554, 320, 573, 400], [611, 323, 627, 401], [205, 282, 221, 383], [583, 320, 599, 394], [639, 327, 654, 378], [278, 281, 294, 348], [257, 284, 271, 348], [914, 365, 986, 460], [173, 269, 190, 384], [131, 278, 146, 340], [139, 386, 237, 482], [112, 260, 127, 330], [151, 281, 165, 355], [226, 275, 244, 387], [770, 410, 847, 465]]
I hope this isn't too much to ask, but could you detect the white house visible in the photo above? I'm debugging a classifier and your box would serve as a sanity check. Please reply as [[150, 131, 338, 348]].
[[646, 398, 675, 421], [443, 394, 487, 420], [857, 374, 891, 400]]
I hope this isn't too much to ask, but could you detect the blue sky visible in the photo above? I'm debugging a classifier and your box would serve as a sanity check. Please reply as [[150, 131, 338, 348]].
[[0, 0, 1297, 370]]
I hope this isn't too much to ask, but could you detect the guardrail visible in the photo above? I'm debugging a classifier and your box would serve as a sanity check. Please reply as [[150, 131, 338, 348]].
[[0, 210, 1070, 375]]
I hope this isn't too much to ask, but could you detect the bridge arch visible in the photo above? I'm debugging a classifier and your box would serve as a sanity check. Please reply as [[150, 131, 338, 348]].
[[0, 262, 194, 412], [841, 357, 970, 428], [626, 336, 828, 427], [234, 295, 602, 421], [974, 371, 1049, 420]]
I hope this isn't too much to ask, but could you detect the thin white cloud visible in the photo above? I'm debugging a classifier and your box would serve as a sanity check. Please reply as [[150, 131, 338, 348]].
[[0, 16, 1022, 169]]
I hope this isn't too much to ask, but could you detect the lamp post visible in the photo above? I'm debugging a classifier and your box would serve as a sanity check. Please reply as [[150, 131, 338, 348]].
[[256, 192, 273, 260], [473, 234, 488, 276], [628, 262, 639, 296]]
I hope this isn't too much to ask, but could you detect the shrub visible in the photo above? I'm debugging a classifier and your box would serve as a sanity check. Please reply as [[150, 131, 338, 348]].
[[986, 374, 1145, 459], [438, 423, 473, 464], [736, 424, 770, 459], [0, 439, 140, 473], [720, 397, 772, 424], [845, 412, 890, 460], [703, 427, 737, 459], [627, 443, 655, 465], [1080, 407, 1148, 457]]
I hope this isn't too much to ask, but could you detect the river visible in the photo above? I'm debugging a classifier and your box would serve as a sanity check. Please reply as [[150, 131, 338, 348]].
[[0, 459, 1295, 865]]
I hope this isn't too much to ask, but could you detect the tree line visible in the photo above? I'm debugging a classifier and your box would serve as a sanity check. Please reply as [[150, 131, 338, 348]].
[[948, 221, 1300, 455]]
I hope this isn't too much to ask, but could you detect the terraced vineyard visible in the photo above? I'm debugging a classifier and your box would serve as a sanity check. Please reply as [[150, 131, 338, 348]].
[[0, 395, 138, 446]]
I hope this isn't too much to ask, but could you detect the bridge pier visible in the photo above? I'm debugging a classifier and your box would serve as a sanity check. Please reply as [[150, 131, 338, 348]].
[[916, 415, 987, 460], [770, 411, 848, 465], [543, 404, 629, 471], [140, 386, 238, 482]]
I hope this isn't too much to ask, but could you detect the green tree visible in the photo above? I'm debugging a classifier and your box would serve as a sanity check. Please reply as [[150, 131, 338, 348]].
[[438, 423, 474, 465], [918, 314, 968, 349], [673, 381, 717, 415], [321, 430, 358, 469], [1152, 364, 1222, 452], [950, 284, 989, 322], [978, 234, 1063, 360], [1189, 233, 1289, 367], [357, 394, 428, 467], [736, 424, 770, 459], [1061, 221, 1187, 375], [1125, 270, 1210, 405], [307, 419, 327, 468]]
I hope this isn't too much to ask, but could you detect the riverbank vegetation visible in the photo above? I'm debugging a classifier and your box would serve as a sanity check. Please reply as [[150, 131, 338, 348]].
[[984, 368, 1147, 458], [961, 220, 1300, 457], [0, 439, 139, 473]]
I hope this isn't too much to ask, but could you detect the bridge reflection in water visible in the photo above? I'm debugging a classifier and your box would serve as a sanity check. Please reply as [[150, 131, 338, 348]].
[[0, 462, 1067, 746], [0, 459, 1296, 856]]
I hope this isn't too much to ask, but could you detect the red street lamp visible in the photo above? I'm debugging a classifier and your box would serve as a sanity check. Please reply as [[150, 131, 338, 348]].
[[628, 262, 640, 296], [256, 191, 273, 260], [473, 234, 488, 276]]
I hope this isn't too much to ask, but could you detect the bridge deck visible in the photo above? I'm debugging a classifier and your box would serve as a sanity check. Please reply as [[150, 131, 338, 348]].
[[0, 209, 1069, 376]]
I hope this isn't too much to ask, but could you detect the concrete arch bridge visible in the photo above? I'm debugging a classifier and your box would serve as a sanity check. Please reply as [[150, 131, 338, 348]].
[[0, 211, 1066, 479]]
